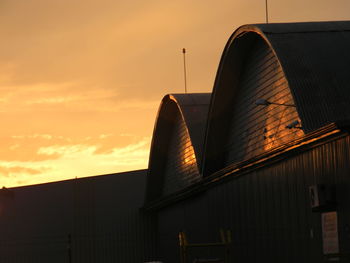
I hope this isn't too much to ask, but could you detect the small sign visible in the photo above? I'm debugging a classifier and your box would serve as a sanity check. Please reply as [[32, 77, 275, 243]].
[[322, 211, 339, 255], [309, 185, 320, 208]]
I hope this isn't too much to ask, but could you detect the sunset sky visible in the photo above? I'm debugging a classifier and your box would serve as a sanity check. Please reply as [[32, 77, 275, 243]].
[[1, 0, 350, 187]]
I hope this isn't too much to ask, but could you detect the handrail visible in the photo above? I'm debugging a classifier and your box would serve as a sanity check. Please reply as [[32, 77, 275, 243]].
[[179, 229, 231, 263]]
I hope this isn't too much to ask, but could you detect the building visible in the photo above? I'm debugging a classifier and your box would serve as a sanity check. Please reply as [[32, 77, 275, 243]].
[[144, 21, 350, 263], [0, 170, 155, 262], [2, 21, 350, 262]]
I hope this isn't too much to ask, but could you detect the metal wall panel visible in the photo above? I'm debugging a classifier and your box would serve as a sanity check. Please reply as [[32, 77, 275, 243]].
[[0, 170, 154, 263], [223, 38, 303, 166], [162, 110, 201, 196], [156, 193, 212, 263], [155, 135, 350, 262]]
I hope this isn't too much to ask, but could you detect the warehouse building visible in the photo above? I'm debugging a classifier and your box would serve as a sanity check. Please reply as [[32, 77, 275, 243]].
[[0, 170, 155, 263], [2, 21, 350, 262], [144, 21, 350, 263]]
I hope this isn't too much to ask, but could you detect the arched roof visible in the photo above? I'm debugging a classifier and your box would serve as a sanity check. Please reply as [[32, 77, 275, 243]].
[[146, 93, 210, 202], [203, 21, 350, 176]]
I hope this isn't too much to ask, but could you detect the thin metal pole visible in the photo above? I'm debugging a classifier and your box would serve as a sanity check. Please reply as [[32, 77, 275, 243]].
[[265, 0, 269, 23], [182, 48, 187, 93]]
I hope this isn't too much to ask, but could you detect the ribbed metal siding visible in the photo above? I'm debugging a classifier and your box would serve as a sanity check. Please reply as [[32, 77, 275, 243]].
[[224, 38, 303, 165], [208, 135, 350, 262], [0, 171, 155, 263], [0, 218, 154, 263], [156, 194, 211, 263], [71, 175, 156, 263], [0, 236, 68, 263], [206, 161, 317, 262], [155, 135, 350, 263], [266, 29, 350, 133], [162, 110, 200, 196]]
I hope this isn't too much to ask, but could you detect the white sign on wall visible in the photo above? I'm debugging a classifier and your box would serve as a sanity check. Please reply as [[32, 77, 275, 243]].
[[322, 211, 339, 255]]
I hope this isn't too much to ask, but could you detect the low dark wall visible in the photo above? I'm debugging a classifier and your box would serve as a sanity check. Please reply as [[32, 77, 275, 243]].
[[0, 170, 155, 263]]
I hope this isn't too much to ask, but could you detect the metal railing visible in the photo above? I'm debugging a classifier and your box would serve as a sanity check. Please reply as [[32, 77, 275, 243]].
[[179, 229, 231, 263]]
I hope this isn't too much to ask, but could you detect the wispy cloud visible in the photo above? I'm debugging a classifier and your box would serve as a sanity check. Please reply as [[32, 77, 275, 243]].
[[0, 166, 44, 177], [1, 0, 349, 189], [37, 144, 96, 156], [12, 134, 56, 140], [26, 96, 76, 105], [0, 135, 150, 187]]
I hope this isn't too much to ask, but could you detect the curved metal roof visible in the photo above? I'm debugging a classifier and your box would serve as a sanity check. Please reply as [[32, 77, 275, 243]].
[[203, 21, 350, 175], [146, 93, 211, 202], [256, 21, 350, 132]]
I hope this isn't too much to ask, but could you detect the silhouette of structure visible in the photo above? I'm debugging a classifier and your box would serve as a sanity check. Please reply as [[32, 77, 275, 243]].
[[144, 21, 350, 263], [2, 21, 350, 262], [0, 170, 155, 262]]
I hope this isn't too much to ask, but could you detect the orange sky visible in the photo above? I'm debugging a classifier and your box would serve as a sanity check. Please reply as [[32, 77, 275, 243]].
[[1, 0, 350, 187]]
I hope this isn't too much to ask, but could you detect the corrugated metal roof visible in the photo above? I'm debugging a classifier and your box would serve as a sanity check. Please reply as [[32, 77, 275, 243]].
[[170, 93, 211, 157], [254, 20, 350, 34], [203, 20, 350, 176], [238, 21, 350, 132], [146, 93, 211, 202]]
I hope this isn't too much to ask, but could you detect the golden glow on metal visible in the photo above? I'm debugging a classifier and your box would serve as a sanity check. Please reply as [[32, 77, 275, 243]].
[[263, 71, 304, 151], [183, 140, 196, 165]]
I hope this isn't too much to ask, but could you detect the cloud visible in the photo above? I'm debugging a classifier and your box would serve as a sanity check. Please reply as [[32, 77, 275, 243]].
[[0, 0, 234, 100], [0, 135, 150, 187], [3, 0, 350, 189], [0, 134, 70, 162], [0, 0, 257, 188], [0, 166, 45, 177], [37, 144, 95, 156], [26, 96, 76, 105], [12, 134, 55, 140], [99, 134, 113, 139]]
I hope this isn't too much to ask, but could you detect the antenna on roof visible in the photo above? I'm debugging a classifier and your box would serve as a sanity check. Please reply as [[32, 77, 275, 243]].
[[265, 0, 269, 23], [182, 48, 188, 93]]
